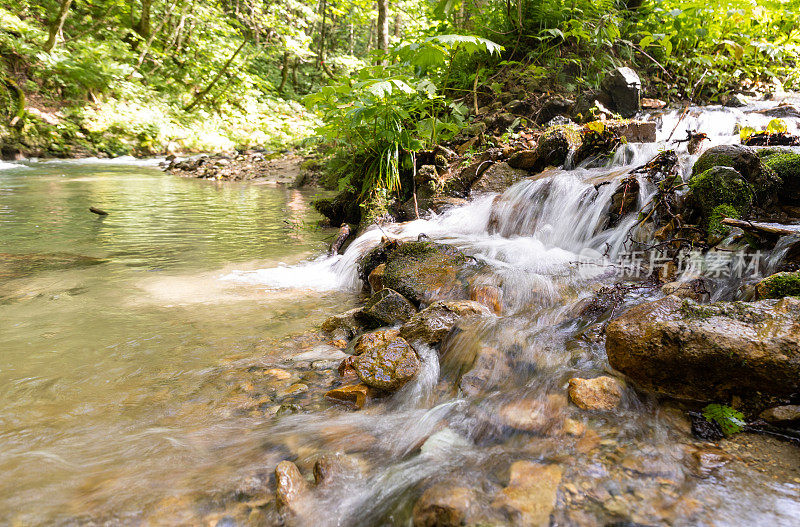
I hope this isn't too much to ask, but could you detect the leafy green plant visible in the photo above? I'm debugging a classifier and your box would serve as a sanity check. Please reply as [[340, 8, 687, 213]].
[[702, 404, 745, 437]]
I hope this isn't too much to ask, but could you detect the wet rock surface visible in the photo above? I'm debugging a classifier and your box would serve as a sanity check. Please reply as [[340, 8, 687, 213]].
[[606, 296, 800, 401], [413, 484, 476, 527], [400, 300, 491, 346], [382, 241, 470, 305], [352, 329, 420, 390], [357, 288, 418, 328], [568, 376, 624, 411], [493, 461, 562, 526]]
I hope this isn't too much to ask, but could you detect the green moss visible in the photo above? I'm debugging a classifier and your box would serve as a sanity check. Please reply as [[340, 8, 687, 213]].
[[756, 147, 793, 159], [762, 152, 800, 182], [707, 204, 739, 238], [691, 151, 736, 177], [757, 271, 800, 298], [689, 167, 754, 238], [680, 299, 767, 324]]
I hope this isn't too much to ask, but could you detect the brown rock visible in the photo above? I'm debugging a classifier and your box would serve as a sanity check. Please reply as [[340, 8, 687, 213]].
[[507, 149, 539, 169], [493, 461, 562, 526], [457, 345, 512, 397], [321, 308, 365, 341], [413, 484, 475, 527], [606, 296, 800, 400], [689, 446, 731, 477], [325, 384, 371, 409], [470, 285, 503, 314], [470, 162, 528, 194], [400, 300, 492, 346], [498, 394, 567, 433], [568, 376, 623, 411], [275, 460, 309, 513], [759, 405, 800, 423], [352, 329, 419, 390], [313, 453, 363, 486], [368, 263, 385, 294]]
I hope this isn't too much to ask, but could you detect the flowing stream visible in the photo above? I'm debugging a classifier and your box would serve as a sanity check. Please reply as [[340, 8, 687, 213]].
[[2, 104, 800, 526]]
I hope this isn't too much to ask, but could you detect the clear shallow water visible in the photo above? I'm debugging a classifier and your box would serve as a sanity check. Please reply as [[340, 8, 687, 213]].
[[0, 162, 351, 524]]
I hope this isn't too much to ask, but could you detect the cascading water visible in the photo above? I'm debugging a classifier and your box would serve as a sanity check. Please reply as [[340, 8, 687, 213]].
[[230, 102, 800, 526]]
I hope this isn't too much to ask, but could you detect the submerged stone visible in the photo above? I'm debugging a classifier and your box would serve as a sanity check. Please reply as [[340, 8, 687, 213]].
[[413, 484, 476, 527], [324, 383, 371, 409], [493, 461, 563, 526]]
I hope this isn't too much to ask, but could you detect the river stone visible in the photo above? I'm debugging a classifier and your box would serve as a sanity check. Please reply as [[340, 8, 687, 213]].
[[457, 346, 513, 397], [400, 300, 492, 346], [357, 288, 417, 329], [533, 125, 582, 170], [756, 271, 800, 299], [413, 484, 476, 527], [498, 394, 567, 433], [493, 461, 563, 526], [352, 329, 419, 390], [470, 161, 528, 193], [321, 308, 365, 341], [759, 405, 800, 423], [605, 296, 800, 400], [368, 263, 386, 293], [383, 241, 469, 305], [567, 376, 624, 411], [324, 383, 371, 409], [275, 460, 309, 513], [313, 453, 364, 486], [507, 149, 539, 169], [601, 66, 641, 118]]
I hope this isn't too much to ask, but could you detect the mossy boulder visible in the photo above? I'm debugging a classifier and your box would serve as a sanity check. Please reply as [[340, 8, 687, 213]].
[[383, 241, 469, 305], [762, 152, 800, 203], [532, 125, 582, 170], [756, 271, 800, 299], [691, 144, 781, 204], [313, 190, 361, 227], [688, 167, 754, 239]]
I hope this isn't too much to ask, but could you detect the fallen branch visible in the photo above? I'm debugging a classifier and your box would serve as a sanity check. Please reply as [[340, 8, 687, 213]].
[[721, 218, 797, 237], [330, 224, 351, 255]]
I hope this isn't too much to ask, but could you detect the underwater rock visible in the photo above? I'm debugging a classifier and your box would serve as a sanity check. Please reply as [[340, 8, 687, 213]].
[[493, 461, 562, 527], [357, 288, 417, 329], [567, 376, 624, 411], [324, 384, 371, 409], [352, 329, 419, 390], [275, 460, 309, 514], [400, 300, 491, 346], [413, 484, 476, 527], [457, 345, 513, 397], [606, 296, 800, 401], [497, 394, 567, 433]]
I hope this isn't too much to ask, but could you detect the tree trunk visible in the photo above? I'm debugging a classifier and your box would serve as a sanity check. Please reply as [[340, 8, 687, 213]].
[[134, 0, 153, 39], [393, 12, 401, 38], [318, 0, 327, 70], [184, 39, 247, 111], [278, 51, 290, 93], [376, 0, 389, 63], [44, 0, 74, 52]]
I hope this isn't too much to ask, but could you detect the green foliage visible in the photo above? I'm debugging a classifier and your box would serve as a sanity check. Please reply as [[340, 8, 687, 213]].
[[702, 404, 745, 437], [305, 34, 500, 203]]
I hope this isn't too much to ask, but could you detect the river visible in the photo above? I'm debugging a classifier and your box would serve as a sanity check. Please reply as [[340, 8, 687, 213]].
[[1, 104, 800, 526]]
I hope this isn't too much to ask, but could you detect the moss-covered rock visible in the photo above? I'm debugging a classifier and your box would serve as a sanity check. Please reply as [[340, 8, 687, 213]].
[[313, 190, 361, 227], [756, 271, 800, 299], [691, 144, 781, 204], [688, 166, 754, 239], [762, 152, 800, 203], [383, 241, 469, 305], [532, 124, 582, 170]]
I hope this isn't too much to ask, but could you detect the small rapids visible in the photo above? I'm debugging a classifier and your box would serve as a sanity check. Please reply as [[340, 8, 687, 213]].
[[224, 103, 800, 526]]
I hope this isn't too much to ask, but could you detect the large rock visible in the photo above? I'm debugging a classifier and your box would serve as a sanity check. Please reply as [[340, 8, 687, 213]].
[[357, 288, 417, 328], [601, 67, 641, 118], [759, 405, 800, 424], [567, 376, 623, 411], [493, 461, 562, 526], [691, 144, 781, 204], [383, 241, 469, 305], [606, 296, 800, 401], [470, 161, 528, 193], [352, 329, 420, 390], [687, 166, 754, 238], [400, 300, 492, 346], [413, 484, 476, 527]]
